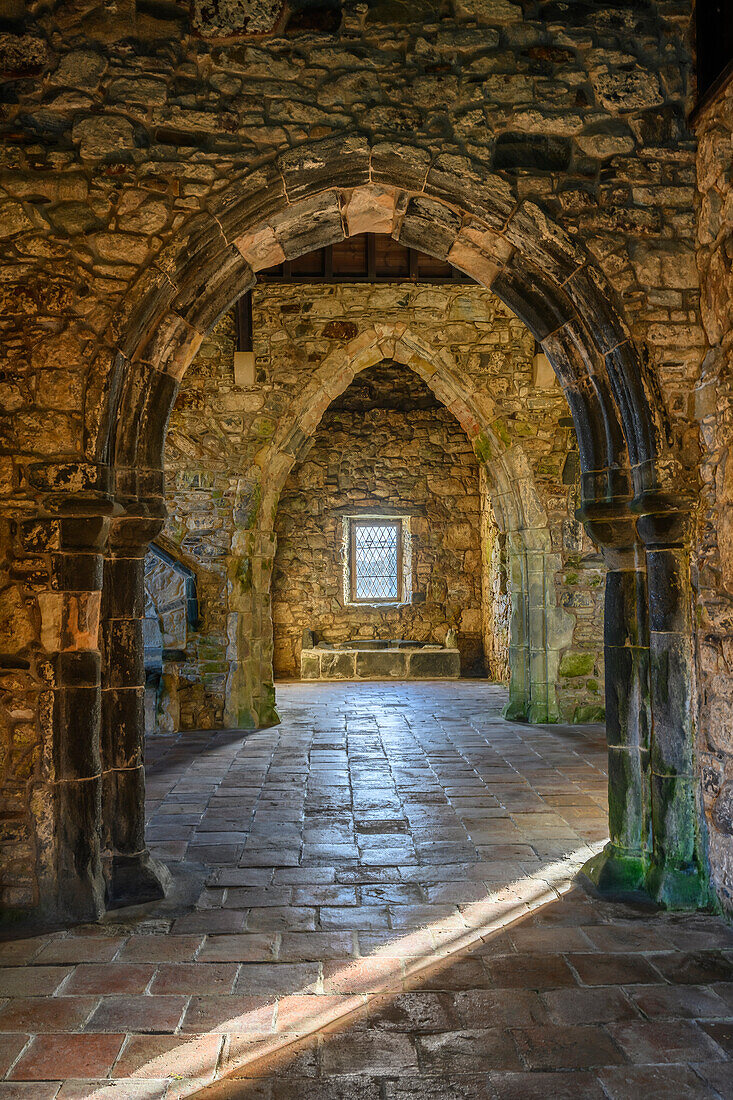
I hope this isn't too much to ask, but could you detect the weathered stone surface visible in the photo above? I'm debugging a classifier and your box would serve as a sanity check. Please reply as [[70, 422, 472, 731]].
[[0, 0, 723, 925], [317, 649, 356, 680], [589, 59, 664, 112], [72, 115, 136, 161], [0, 32, 47, 75], [192, 0, 284, 36], [356, 648, 407, 679], [559, 651, 596, 678], [575, 130, 635, 159], [694, 76, 733, 915], [408, 647, 461, 679], [300, 650, 320, 680]]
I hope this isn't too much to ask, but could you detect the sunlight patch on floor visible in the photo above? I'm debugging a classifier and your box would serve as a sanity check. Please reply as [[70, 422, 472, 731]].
[[80, 840, 606, 1099]]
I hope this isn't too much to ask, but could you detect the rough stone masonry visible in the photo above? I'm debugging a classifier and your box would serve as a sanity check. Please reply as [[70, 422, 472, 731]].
[[0, 0, 730, 924], [151, 282, 603, 728]]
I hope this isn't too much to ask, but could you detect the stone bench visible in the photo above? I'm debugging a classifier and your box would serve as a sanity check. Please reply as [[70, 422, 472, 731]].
[[300, 644, 461, 681]]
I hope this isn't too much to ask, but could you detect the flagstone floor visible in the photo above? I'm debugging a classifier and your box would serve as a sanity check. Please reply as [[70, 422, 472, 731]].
[[1, 681, 732, 1099]]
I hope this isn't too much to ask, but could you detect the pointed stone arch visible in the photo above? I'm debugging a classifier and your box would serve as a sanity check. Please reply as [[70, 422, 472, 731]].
[[223, 321, 568, 730]]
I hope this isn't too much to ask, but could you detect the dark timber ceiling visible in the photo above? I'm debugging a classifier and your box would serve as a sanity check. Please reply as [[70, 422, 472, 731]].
[[258, 233, 473, 285]]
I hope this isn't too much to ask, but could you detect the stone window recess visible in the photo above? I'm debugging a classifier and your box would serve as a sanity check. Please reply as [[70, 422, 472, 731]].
[[143, 544, 199, 675], [342, 515, 412, 606]]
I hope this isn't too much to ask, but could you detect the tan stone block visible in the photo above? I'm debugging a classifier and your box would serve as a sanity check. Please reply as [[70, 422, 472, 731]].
[[343, 185, 398, 237], [454, 0, 525, 23], [0, 456, 13, 495], [0, 381, 24, 412], [446, 522, 476, 550], [235, 226, 286, 272], [92, 232, 149, 265], [38, 592, 100, 652], [447, 235, 509, 288], [0, 202, 33, 238], [117, 197, 170, 234], [37, 370, 84, 412], [72, 114, 136, 160], [349, 346, 383, 375], [2, 174, 89, 203], [0, 587, 36, 651]]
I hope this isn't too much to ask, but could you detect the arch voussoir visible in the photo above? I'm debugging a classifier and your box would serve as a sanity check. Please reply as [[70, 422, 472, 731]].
[[271, 191, 346, 257], [208, 163, 287, 245], [423, 153, 516, 228], [504, 199, 587, 283], [278, 134, 372, 203]]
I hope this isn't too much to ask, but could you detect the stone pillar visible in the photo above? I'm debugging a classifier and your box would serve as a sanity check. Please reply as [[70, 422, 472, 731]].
[[504, 537, 531, 720], [156, 666, 180, 733], [101, 513, 169, 908], [582, 504, 652, 894], [636, 497, 710, 908], [225, 524, 279, 730], [504, 532, 567, 724], [44, 509, 110, 922], [526, 545, 551, 723]]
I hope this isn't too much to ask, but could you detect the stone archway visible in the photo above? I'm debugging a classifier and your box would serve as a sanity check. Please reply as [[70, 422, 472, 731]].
[[30, 140, 707, 920], [229, 322, 568, 732]]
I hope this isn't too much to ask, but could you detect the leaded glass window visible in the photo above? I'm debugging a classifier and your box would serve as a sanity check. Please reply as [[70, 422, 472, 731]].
[[349, 519, 403, 603]]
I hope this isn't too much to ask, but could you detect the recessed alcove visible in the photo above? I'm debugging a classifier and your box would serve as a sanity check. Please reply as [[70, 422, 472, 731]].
[[271, 360, 491, 679]]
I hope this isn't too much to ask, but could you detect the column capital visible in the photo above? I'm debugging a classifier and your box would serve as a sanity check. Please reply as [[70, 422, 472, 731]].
[[108, 505, 165, 555], [631, 492, 695, 551], [576, 497, 637, 556]]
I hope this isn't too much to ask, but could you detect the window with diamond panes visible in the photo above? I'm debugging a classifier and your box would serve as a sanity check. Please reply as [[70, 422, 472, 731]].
[[350, 520, 402, 603]]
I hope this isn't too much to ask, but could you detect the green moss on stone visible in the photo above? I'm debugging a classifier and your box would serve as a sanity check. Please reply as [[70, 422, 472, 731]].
[[232, 556, 252, 593], [245, 483, 261, 529], [474, 432, 493, 464], [559, 651, 595, 678], [573, 704, 605, 723], [491, 418, 511, 446], [582, 843, 648, 896], [257, 682, 280, 729], [253, 417, 276, 441]]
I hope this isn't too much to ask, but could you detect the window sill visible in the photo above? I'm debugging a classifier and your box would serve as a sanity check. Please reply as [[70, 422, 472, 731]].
[[346, 601, 409, 609]]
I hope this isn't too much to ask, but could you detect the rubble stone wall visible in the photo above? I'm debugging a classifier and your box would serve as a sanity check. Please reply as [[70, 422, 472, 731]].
[[694, 77, 733, 913]]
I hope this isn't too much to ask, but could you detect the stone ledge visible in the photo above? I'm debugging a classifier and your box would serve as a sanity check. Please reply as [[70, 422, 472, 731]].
[[300, 646, 461, 681]]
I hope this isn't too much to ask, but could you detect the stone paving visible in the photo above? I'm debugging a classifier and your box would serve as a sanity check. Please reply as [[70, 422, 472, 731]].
[[1, 682, 733, 1099]]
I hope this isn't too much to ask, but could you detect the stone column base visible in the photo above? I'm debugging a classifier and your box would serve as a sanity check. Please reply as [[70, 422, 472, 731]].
[[104, 849, 172, 910], [646, 860, 713, 911], [502, 697, 529, 722], [583, 843, 715, 911], [581, 842, 648, 897]]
